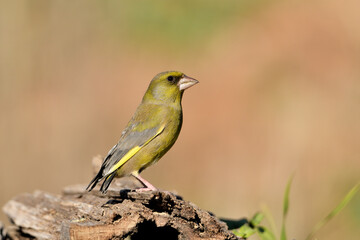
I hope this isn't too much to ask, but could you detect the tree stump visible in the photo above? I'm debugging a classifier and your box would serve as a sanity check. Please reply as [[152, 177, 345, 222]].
[[1, 157, 240, 240]]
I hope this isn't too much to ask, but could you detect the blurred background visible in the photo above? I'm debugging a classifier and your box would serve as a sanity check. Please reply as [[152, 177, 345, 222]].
[[1, 0, 359, 239]]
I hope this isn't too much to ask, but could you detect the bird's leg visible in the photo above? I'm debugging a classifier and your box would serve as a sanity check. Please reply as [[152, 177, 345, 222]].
[[131, 173, 157, 191]]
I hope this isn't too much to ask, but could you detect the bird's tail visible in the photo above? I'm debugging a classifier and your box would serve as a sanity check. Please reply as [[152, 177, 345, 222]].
[[86, 168, 117, 193], [100, 172, 116, 193], [86, 170, 103, 192]]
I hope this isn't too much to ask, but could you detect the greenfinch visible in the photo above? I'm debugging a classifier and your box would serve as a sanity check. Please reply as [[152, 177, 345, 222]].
[[87, 71, 198, 193]]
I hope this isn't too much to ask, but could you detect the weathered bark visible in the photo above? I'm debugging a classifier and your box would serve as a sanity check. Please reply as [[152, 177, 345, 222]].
[[2, 157, 240, 240]]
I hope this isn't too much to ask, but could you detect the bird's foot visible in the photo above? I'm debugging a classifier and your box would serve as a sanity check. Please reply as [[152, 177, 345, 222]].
[[131, 173, 158, 191]]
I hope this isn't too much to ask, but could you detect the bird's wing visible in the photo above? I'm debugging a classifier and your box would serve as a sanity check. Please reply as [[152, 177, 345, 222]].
[[101, 124, 165, 177], [86, 103, 169, 192], [86, 125, 165, 192]]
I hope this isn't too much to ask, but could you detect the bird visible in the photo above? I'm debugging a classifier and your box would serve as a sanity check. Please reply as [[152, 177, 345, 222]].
[[86, 71, 199, 193]]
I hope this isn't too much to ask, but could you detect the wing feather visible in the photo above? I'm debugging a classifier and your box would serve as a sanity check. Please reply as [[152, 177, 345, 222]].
[[86, 123, 165, 192], [87, 103, 169, 193]]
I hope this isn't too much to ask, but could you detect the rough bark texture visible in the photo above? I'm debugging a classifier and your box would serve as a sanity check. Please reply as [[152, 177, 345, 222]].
[[1, 157, 240, 240]]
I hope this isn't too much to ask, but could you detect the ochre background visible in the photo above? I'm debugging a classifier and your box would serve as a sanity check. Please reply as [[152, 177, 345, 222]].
[[1, 1, 359, 239]]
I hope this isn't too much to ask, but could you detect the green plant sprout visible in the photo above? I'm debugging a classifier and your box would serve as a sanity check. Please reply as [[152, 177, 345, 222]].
[[230, 178, 359, 240]]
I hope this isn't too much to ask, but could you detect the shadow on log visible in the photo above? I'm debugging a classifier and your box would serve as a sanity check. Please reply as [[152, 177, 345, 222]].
[[1, 157, 243, 240]]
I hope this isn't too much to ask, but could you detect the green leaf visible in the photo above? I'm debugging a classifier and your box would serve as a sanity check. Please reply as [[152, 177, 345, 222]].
[[261, 203, 278, 237], [250, 212, 264, 226], [232, 224, 256, 238], [256, 226, 277, 240], [232, 212, 275, 239], [280, 175, 294, 240], [306, 183, 360, 240]]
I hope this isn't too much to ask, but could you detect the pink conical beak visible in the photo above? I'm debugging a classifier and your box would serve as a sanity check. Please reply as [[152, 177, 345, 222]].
[[178, 75, 199, 91]]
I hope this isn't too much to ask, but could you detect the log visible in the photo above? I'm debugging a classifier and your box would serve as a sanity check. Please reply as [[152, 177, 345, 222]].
[[1, 157, 241, 240]]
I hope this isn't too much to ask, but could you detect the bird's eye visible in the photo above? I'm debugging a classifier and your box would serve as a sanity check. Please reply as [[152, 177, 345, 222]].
[[167, 76, 174, 82]]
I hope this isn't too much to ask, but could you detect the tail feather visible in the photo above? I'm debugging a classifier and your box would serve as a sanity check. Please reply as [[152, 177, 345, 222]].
[[86, 165, 117, 193], [86, 170, 104, 192], [100, 172, 116, 193]]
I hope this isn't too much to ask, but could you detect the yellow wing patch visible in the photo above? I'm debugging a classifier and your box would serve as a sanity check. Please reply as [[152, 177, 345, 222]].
[[106, 125, 165, 175]]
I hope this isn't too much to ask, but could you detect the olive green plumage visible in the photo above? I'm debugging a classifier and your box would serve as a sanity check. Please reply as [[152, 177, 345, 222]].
[[87, 71, 198, 193]]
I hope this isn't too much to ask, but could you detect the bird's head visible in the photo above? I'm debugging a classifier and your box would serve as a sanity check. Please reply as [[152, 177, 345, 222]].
[[143, 71, 199, 104]]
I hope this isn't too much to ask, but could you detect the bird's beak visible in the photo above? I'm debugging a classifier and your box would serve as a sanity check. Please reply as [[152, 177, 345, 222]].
[[178, 75, 199, 91]]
